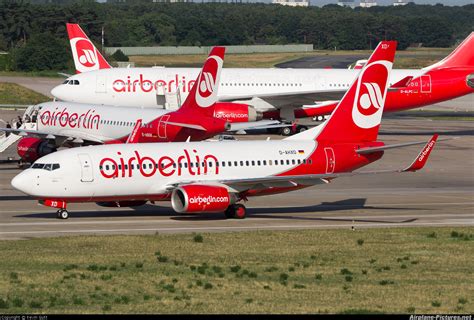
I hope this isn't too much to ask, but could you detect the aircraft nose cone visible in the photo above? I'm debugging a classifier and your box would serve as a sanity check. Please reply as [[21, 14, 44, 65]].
[[11, 171, 32, 195], [51, 85, 64, 100]]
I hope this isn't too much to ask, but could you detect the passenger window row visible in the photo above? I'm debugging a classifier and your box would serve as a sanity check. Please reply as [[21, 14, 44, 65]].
[[100, 158, 313, 171]]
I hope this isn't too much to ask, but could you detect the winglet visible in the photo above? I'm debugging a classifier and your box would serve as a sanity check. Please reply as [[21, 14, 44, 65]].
[[403, 134, 438, 172], [126, 119, 142, 144]]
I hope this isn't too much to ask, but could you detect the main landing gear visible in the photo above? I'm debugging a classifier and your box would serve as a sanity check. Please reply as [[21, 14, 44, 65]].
[[56, 209, 69, 219], [224, 204, 247, 219], [281, 125, 308, 136]]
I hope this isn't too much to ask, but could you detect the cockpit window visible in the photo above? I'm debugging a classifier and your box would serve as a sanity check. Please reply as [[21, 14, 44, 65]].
[[73, 80, 80, 85], [31, 163, 60, 171], [63, 80, 69, 84]]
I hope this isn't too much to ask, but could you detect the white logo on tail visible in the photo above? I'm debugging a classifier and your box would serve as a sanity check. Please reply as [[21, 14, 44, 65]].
[[352, 60, 392, 129], [199, 72, 215, 94], [195, 55, 223, 108], [70, 37, 99, 73], [359, 83, 383, 111], [79, 49, 96, 66]]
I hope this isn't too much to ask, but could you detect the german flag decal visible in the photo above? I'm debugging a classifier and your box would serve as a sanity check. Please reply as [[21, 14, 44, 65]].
[[298, 150, 305, 154]]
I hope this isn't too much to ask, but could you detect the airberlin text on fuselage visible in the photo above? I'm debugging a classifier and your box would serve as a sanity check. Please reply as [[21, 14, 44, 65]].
[[99, 149, 219, 179], [40, 108, 100, 129], [112, 74, 196, 93]]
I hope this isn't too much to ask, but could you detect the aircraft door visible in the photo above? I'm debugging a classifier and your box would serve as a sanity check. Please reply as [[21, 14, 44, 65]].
[[96, 76, 107, 93], [420, 75, 432, 93], [78, 154, 94, 182], [158, 115, 169, 139], [324, 147, 335, 174]]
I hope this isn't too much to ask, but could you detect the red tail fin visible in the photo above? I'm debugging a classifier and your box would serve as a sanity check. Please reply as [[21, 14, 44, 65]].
[[177, 47, 225, 117], [315, 41, 397, 143], [425, 32, 474, 70], [67, 23, 111, 74]]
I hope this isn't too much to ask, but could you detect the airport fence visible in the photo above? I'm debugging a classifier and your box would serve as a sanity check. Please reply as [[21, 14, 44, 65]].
[[104, 44, 314, 56]]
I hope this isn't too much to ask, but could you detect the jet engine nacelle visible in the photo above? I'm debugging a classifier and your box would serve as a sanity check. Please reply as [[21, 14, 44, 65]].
[[17, 137, 56, 163], [213, 102, 262, 123], [171, 185, 234, 213], [96, 201, 147, 208]]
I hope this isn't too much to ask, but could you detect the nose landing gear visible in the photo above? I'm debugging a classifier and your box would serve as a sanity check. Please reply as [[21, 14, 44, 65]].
[[57, 209, 69, 219]]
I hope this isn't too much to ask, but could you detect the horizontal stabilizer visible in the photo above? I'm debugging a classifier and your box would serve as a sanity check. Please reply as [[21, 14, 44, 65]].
[[357, 135, 449, 155]]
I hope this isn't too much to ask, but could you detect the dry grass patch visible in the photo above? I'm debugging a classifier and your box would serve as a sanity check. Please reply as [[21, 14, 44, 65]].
[[0, 82, 49, 105], [0, 227, 472, 314]]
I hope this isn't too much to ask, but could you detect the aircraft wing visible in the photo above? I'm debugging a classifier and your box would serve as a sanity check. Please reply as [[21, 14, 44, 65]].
[[219, 90, 346, 109], [161, 121, 207, 131], [228, 120, 289, 132], [167, 135, 438, 192], [0, 127, 104, 145]]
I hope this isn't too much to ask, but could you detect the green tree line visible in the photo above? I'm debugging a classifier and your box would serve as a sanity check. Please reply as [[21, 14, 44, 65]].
[[0, 1, 473, 71]]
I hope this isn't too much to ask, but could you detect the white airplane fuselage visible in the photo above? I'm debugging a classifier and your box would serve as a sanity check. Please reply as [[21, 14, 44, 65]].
[[34, 101, 167, 143], [52, 67, 421, 109], [12, 140, 318, 201]]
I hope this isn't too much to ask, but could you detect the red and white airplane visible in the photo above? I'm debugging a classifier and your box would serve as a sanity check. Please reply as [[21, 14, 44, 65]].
[[12, 41, 440, 220], [1, 47, 273, 163], [52, 24, 473, 130]]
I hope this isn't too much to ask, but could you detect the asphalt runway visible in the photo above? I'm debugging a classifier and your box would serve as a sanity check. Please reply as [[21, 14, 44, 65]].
[[276, 54, 369, 68], [0, 117, 472, 240], [0, 76, 62, 98]]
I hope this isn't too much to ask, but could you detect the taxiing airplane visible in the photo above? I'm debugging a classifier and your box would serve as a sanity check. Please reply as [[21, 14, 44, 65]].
[[12, 41, 440, 219], [1, 47, 275, 163], [53, 24, 473, 133]]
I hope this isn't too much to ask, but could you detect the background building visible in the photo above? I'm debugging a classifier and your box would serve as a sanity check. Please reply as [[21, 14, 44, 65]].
[[337, 0, 356, 8], [272, 0, 309, 6], [393, 0, 414, 6], [360, 0, 377, 7]]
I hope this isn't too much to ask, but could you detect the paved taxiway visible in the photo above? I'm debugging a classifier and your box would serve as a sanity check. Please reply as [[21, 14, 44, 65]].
[[0, 117, 472, 240], [0, 76, 63, 98]]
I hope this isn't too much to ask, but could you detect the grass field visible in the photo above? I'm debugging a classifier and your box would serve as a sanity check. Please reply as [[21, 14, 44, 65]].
[[129, 48, 451, 69], [0, 227, 472, 314], [0, 82, 49, 105]]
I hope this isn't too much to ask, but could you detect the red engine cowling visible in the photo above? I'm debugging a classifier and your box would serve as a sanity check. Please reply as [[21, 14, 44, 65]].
[[17, 137, 56, 163], [171, 185, 234, 213], [213, 102, 262, 123]]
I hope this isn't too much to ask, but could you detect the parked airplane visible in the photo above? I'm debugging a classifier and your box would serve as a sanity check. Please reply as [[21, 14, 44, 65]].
[[53, 24, 473, 133], [1, 47, 275, 163], [12, 41, 440, 219]]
